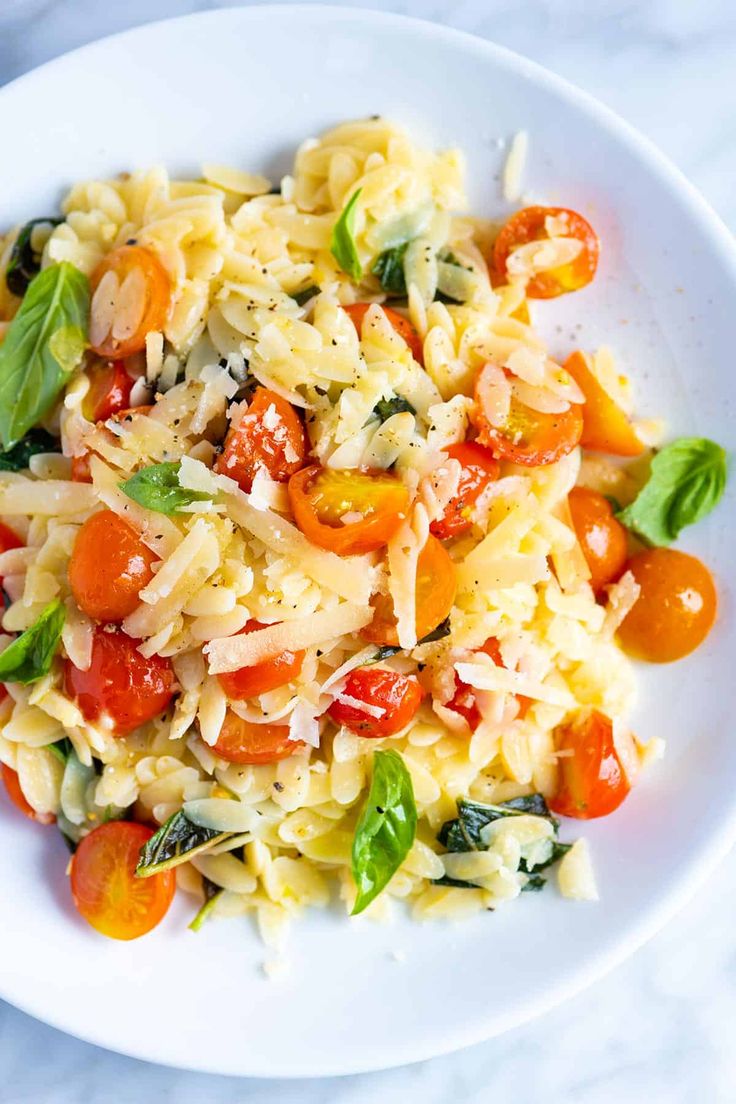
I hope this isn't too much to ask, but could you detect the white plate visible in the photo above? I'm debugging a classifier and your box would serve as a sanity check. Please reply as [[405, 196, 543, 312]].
[[1, 4, 734, 1078]]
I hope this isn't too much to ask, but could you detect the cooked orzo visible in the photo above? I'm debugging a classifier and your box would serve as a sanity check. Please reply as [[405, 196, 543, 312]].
[[0, 119, 724, 945]]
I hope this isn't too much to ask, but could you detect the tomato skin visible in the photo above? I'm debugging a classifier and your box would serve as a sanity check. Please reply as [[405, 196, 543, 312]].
[[82, 360, 134, 423], [618, 548, 717, 663], [217, 620, 305, 700], [472, 363, 583, 467], [215, 388, 308, 494], [549, 710, 631, 819], [563, 351, 644, 457], [1, 762, 55, 825], [447, 637, 530, 730], [70, 821, 175, 940], [362, 534, 457, 647], [328, 667, 423, 737], [343, 303, 424, 364], [89, 245, 171, 359], [65, 627, 175, 735], [430, 442, 500, 540], [0, 521, 22, 590], [288, 464, 410, 556], [568, 486, 628, 594], [493, 206, 599, 299], [69, 510, 157, 623], [213, 711, 304, 765], [71, 453, 93, 483]]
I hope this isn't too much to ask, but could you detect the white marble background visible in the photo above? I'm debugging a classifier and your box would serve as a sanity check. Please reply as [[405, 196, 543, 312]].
[[0, 1, 735, 1100]]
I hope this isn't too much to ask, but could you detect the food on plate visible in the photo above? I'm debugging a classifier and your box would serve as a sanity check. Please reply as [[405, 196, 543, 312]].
[[0, 119, 725, 943]]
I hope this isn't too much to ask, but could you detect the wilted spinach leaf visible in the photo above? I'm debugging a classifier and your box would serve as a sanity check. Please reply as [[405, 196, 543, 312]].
[[136, 811, 231, 877], [373, 395, 416, 423], [0, 428, 60, 472]]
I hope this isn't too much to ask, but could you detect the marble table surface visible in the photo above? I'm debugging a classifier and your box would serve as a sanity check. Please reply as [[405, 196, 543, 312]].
[[1, 1, 735, 1100]]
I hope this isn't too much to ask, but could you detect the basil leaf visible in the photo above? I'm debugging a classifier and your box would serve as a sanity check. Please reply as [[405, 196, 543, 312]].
[[373, 395, 416, 423], [121, 461, 213, 516], [6, 218, 62, 297], [0, 600, 65, 684], [46, 737, 74, 766], [0, 428, 60, 472], [617, 437, 727, 546], [418, 616, 451, 645], [0, 262, 90, 449], [189, 876, 224, 932], [136, 811, 231, 877], [438, 794, 556, 853], [330, 189, 363, 282], [351, 749, 417, 915], [372, 242, 409, 296]]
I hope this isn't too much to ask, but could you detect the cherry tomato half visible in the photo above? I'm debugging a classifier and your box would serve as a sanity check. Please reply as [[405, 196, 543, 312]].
[[65, 627, 175, 735], [1, 762, 55, 825], [568, 486, 628, 594], [70, 821, 175, 940], [213, 711, 304, 765], [217, 620, 305, 700], [69, 510, 157, 623], [362, 534, 457, 647], [493, 206, 600, 299], [563, 351, 644, 457], [549, 710, 631, 819], [0, 521, 22, 590], [82, 359, 134, 424], [215, 387, 308, 494], [288, 464, 410, 556], [447, 637, 530, 730], [430, 442, 500, 541], [71, 453, 93, 483], [343, 303, 424, 364], [472, 363, 583, 467], [328, 667, 423, 737], [618, 548, 717, 663], [89, 245, 171, 359]]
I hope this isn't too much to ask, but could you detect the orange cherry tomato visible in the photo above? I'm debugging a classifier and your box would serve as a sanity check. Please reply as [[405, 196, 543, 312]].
[[82, 359, 134, 423], [549, 710, 631, 819], [65, 627, 175, 735], [563, 351, 644, 457], [328, 667, 423, 737], [215, 387, 308, 493], [213, 711, 304, 765], [447, 637, 530, 730], [617, 548, 717, 663], [1, 762, 55, 825], [472, 363, 583, 467], [430, 442, 500, 540], [568, 486, 628, 594], [362, 534, 457, 647], [89, 245, 171, 359], [217, 620, 305, 700], [71, 453, 93, 483], [493, 206, 599, 299], [70, 821, 175, 940], [343, 303, 424, 364], [69, 510, 157, 623], [288, 464, 410, 556]]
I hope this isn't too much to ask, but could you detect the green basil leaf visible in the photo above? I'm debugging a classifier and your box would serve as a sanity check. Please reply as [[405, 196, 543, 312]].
[[46, 737, 74, 766], [188, 875, 224, 932], [418, 616, 451, 645], [136, 811, 231, 877], [120, 461, 213, 516], [617, 437, 727, 546], [0, 428, 60, 472], [372, 242, 409, 296], [372, 395, 416, 423], [351, 749, 417, 915], [0, 262, 90, 449], [6, 218, 62, 297], [0, 599, 65, 684], [330, 188, 363, 282]]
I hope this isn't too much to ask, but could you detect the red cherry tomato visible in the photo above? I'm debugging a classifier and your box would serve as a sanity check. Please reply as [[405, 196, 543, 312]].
[[215, 387, 308, 494], [362, 534, 457, 647], [328, 667, 423, 737], [71, 453, 93, 483], [0, 521, 22, 589], [447, 637, 530, 730], [288, 464, 410, 556], [82, 360, 134, 423], [1, 762, 55, 825], [68, 510, 157, 623], [89, 245, 171, 359], [70, 821, 175, 940], [493, 206, 599, 299], [563, 351, 644, 457], [65, 627, 175, 735], [343, 303, 424, 364], [568, 486, 628, 594], [217, 620, 305, 700], [213, 711, 304, 765], [549, 710, 631, 819], [430, 442, 500, 540]]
